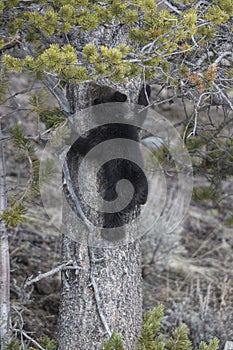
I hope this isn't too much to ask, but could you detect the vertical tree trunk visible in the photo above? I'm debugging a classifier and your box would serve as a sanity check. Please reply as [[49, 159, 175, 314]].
[[58, 79, 144, 349], [0, 125, 10, 349], [58, 235, 142, 349], [56, 21, 146, 349]]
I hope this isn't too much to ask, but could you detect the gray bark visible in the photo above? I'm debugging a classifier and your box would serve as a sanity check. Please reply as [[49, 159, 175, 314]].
[[58, 235, 142, 349], [57, 23, 145, 349], [0, 125, 10, 349], [58, 78, 144, 349]]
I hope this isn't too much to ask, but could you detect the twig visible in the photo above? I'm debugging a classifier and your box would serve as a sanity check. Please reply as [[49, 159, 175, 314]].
[[214, 51, 233, 65], [90, 275, 112, 337], [62, 158, 94, 230], [88, 248, 112, 338], [12, 307, 45, 350], [213, 82, 233, 111], [20, 330, 46, 350], [24, 260, 75, 287], [196, 51, 214, 66], [43, 76, 71, 114], [11, 306, 25, 346], [163, 0, 180, 14]]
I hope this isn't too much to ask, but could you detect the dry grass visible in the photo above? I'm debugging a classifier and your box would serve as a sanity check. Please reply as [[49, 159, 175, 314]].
[[143, 188, 233, 349]]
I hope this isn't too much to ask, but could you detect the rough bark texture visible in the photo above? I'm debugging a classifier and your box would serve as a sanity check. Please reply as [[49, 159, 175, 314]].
[[0, 125, 10, 349], [58, 24, 145, 350], [58, 235, 142, 349], [58, 82, 143, 349]]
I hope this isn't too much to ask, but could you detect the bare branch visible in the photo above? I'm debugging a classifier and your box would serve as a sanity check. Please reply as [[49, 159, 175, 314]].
[[90, 275, 112, 338], [15, 329, 47, 350], [24, 260, 76, 288], [213, 83, 233, 111], [62, 158, 94, 230], [196, 52, 214, 67], [163, 0, 181, 15], [88, 249, 112, 338], [42, 76, 71, 115], [214, 52, 233, 65]]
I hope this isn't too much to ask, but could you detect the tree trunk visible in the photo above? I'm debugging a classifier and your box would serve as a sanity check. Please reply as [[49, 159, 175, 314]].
[[58, 236, 142, 349], [58, 71, 144, 348], [56, 21, 146, 349], [0, 125, 10, 349]]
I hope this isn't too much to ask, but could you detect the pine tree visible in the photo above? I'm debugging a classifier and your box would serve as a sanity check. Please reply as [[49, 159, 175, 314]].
[[0, 1, 232, 349]]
